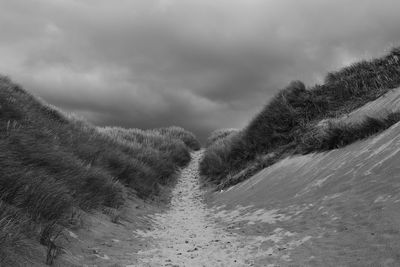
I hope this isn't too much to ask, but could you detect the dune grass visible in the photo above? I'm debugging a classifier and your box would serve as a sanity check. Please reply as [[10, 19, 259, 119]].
[[0, 75, 199, 264], [0, 202, 30, 265], [201, 47, 400, 187], [154, 126, 201, 151], [297, 113, 400, 153], [205, 128, 238, 147]]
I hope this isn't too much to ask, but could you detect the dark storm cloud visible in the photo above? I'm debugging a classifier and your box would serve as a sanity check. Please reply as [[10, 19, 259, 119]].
[[1, 0, 400, 141]]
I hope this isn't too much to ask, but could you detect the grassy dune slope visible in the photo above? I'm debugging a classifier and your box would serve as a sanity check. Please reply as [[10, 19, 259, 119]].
[[210, 120, 400, 265], [0, 76, 199, 265], [201, 47, 400, 188]]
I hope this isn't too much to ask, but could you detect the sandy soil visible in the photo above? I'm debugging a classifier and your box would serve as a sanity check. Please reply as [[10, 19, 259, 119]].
[[132, 151, 267, 266]]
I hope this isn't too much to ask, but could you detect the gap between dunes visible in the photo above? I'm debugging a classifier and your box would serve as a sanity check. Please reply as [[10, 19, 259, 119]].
[[132, 150, 265, 267]]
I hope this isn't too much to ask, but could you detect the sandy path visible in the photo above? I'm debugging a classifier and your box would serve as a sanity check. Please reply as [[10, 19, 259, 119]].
[[133, 151, 260, 267]]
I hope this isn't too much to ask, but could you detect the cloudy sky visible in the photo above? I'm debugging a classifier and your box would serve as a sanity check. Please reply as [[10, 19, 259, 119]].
[[1, 0, 400, 141]]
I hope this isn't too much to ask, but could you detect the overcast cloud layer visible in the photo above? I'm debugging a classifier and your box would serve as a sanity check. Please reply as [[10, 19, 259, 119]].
[[1, 0, 400, 141]]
